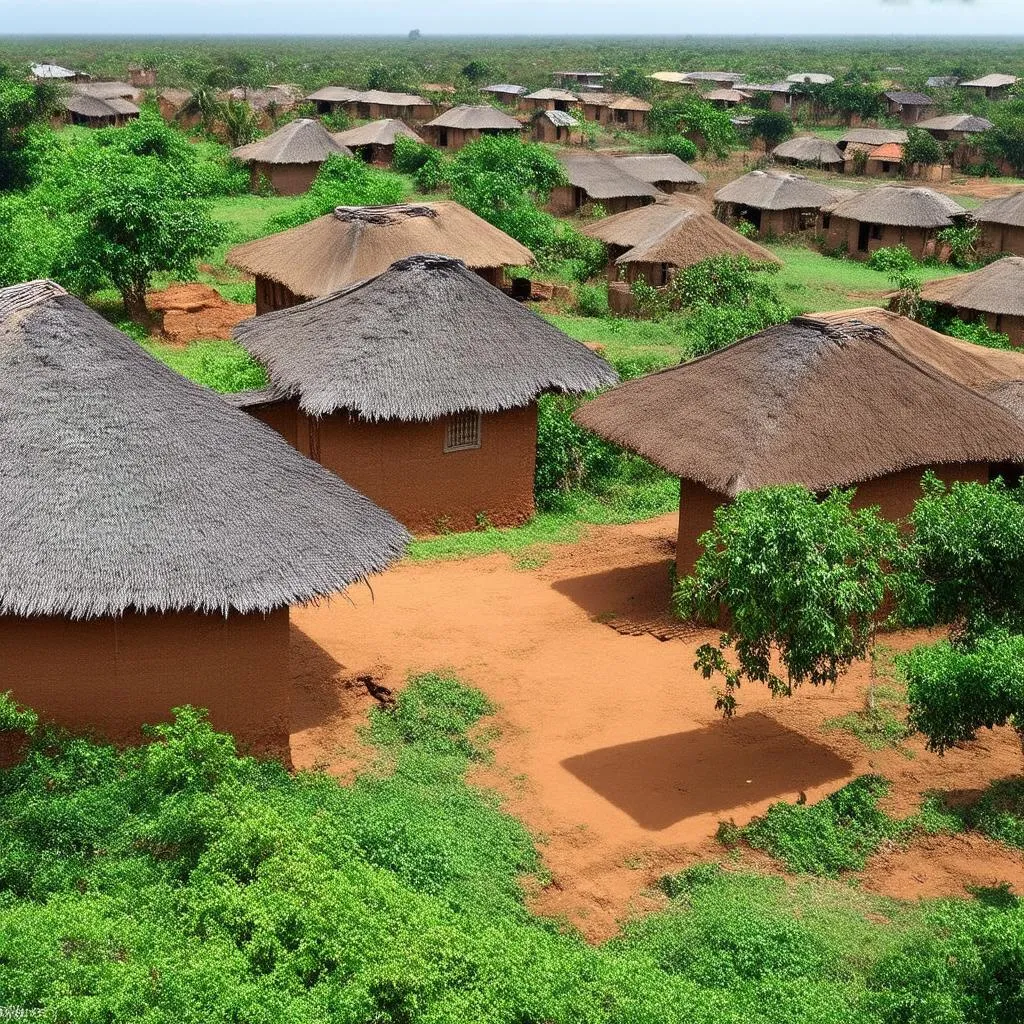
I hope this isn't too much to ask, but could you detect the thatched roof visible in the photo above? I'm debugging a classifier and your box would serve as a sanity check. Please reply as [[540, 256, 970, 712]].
[[231, 119, 352, 165], [703, 89, 750, 103], [227, 202, 534, 300], [558, 153, 663, 201], [541, 110, 579, 127], [824, 186, 966, 228], [715, 170, 839, 211], [75, 81, 138, 100], [610, 96, 653, 111], [332, 119, 422, 148], [919, 257, 1024, 317], [307, 86, 363, 102], [582, 200, 780, 268], [0, 281, 407, 619], [233, 254, 617, 421], [786, 72, 834, 84], [648, 72, 690, 84], [962, 74, 1018, 88], [885, 91, 934, 106], [573, 312, 1024, 497], [614, 154, 706, 186], [481, 84, 527, 96], [974, 191, 1024, 228], [918, 113, 994, 133], [685, 71, 745, 84], [744, 81, 794, 95], [31, 63, 77, 79], [63, 94, 139, 119], [525, 88, 579, 102], [839, 128, 909, 147], [425, 104, 522, 130], [358, 90, 429, 107], [772, 136, 845, 166]]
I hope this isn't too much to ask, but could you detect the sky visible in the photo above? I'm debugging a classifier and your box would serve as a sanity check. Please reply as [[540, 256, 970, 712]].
[[4, 0, 1024, 36]]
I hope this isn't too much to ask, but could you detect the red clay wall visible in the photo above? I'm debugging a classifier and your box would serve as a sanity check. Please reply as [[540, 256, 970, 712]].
[[980, 223, 1024, 258], [252, 161, 321, 196], [822, 215, 937, 261], [0, 609, 291, 761], [676, 478, 724, 577]]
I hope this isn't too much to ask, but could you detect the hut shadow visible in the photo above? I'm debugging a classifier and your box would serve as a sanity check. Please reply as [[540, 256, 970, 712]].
[[561, 712, 853, 830], [289, 622, 350, 733], [551, 559, 675, 623]]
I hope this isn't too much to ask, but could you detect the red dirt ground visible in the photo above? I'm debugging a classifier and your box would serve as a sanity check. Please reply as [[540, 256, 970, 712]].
[[146, 283, 254, 344], [289, 513, 1024, 940]]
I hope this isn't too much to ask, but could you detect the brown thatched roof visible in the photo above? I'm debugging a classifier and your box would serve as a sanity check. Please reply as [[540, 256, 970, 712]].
[[609, 96, 653, 111], [63, 94, 139, 119], [332, 119, 422, 148], [425, 104, 522, 130], [481, 84, 527, 96], [573, 312, 1024, 497], [75, 81, 138, 100], [614, 154, 706, 186], [918, 113, 994, 133], [918, 257, 1024, 317], [0, 280, 407, 619], [358, 90, 429, 107], [307, 86, 363, 103], [962, 74, 1018, 88], [227, 202, 534, 300], [581, 200, 780, 268], [839, 128, 909, 147], [885, 91, 934, 106], [824, 185, 967, 228], [975, 191, 1024, 228], [714, 170, 839, 211], [231, 119, 352, 165], [772, 136, 845, 166], [525, 88, 579, 102], [703, 89, 751, 103], [558, 153, 663, 201], [233, 254, 618, 420]]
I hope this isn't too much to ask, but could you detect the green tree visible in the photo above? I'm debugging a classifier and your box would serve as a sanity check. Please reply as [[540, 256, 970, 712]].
[[363, 60, 411, 93], [982, 101, 1024, 175], [612, 66, 653, 99], [676, 486, 904, 716], [220, 98, 261, 147], [902, 126, 942, 168], [0, 71, 61, 188], [460, 60, 492, 84], [650, 98, 737, 158], [937, 223, 981, 268], [749, 110, 794, 150], [177, 81, 221, 134], [646, 134, 699, 162]]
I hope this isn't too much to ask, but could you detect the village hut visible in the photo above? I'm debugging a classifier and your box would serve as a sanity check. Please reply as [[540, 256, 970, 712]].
[[864, 142, 905, 178], [772, 136, 845, 169], [31, 62, 85, 82], [227, 201, 534, 313], [127, 63, 157, 88], [156, 87, 193, 123], [481, 84, 527, 106], [743, 81, 802, 113], [423, 105, 523, 149], [573, 311, 1024, 574], [231, 119, 352, 196], [61, 92, 140, 128], [647, 72, 690, 86], [960, 74, 1018, 100], [533, 109, 582, 144], [331, 119, 422, 166], [547, 153, 663, 215], [75, 81, 142, 102], [352, 90, 435, 121], [974, 192, 1024, 257], [703, 88, 752, 109], [683, 71, 746, 88], [884, 91, 936, 125], [838, 128, 908, 152], [579, 94, 652, 129], [0, 279, 406, 758], [613, 154, 706, 194], [917, 113, 996, 171], [232, 255, 617, 533], [523, 88, 579, 113], [918, 258, 1024, 346], [714, 170, 840, 236], [307, 85, 363, 115], [820, 185, 968, 261], [786, 72, 834, 85]]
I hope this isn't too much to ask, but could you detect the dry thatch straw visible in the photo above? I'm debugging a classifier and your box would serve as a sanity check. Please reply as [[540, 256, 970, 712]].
[[74, 81, 138, 100], [63, 94, 139, 118], [558, 153, 663, 201], [714, 170, 840, 211], [823, 185, 967, 228], [573, 312, 1024, 497], [424, 105, 523, 130], [233, 254, 618, 420], [961, 74, 1018, 88], [772, 136, 845, 167], [306, 86, 363, 103], [231, 119, 352, 165], [582, 200, 780, 268], [975, 192, 1024, 228], [331, 119, 423, 148], [524, 88, 579, 102], [884, 91, 934, 107], [917, 113, 994, 133], [227, 201, 534, 300], [615, 154, 706, 186], [356, 89, 429, 107], [917, 257, 1024, 317], [0, 280, 408, 619], [839, 128, 909, 147]]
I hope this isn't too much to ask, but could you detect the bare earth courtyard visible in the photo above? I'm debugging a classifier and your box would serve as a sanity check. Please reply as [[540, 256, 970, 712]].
[[291, 512, 1024, 941]]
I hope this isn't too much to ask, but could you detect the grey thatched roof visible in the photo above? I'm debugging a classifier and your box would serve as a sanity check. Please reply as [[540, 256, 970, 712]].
[[685, 71, 745, 84], [614, 154, 706, 186], [824, 186, 967, 228], [525, 88, 579, 102], [63, 93, 140, 119], [425, 104, 522, 130], [573, 313, 1024, 497], [0, 281, 407, 619], [919, 257, 1024, 317], [358, 90, 429, 107], [786, 72, 834, 84], [231, 119, 352, 165], [885, 91, 934, 106], [541, 110, 579, 127], [839, 128, 909, 147], [332, 119, 422, 148], [772, 136, 845, 166], [744, 81, 794, 94], [481, 84, 527, 96], [918, 113, 994, 133], [558, 153, 663, 201], [233, 254, 618, 421], [75, 81, 138, 100], [962, 74, 1018, 88], [703, 89, 751, 103], [975, 191, 1024, 228], [714, 170, 838, 211], [307, 86, 363, 102]]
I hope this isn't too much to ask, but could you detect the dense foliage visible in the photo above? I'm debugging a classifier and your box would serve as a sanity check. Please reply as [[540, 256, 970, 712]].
[[649, 97, 737, 157], [0, 69, 60, 188]]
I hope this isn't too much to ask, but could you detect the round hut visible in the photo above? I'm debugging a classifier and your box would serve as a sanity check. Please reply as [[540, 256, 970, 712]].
[[547, 153, 664, 216], [231, 255, 618, 533], [771, 136, 845, 170], [714, 170, 840, 237], [422, 105, 523, 150], [0, 280, 407, 758], [331, 119, 422, 166], [227, 201, 535, 314], [573, 310, 1024, 576], [231, 118, 352, 196], [613, 154, 707, 195], [919, 257, 1024, 347], [974, 192, 1024, 258]]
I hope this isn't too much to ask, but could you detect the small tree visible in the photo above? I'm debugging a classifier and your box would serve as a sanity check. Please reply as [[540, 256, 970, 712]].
[[749, 110, 794, 151], [676, 486, 904, 716], [982, 101, 1024, 175], [612, 66, 653, 100], [460, 60, 491, 85], [220, 98, 261, 147], [937, 223, 981, 268], [902, 126, 942, 169], [646, 134, 698, 162], [0, 71, 62, 188]]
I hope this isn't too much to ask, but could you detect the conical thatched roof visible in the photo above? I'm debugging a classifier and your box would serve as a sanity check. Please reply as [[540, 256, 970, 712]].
[[714, 170, 839, 211], [573, 312, 1024, 497], [918, 113, 993, 133], [332, 118, 422, 147], [227, 202, 534, 300], [772, 136, 844, 166], [233, 255, 617, 421], [614, 154, 706, 186], [425, 104, 522, 130], [231, 119, 352, 165], [918, 257, 1024, 317], [824, 186, 966, 228], [558, 153, 664, 201], [0, 281, 408, 619], [974, 191, 1024, 228], [582, 201, 780, 268]]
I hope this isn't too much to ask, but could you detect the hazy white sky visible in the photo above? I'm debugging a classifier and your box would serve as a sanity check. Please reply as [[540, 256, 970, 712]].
[[4, 0, 1023, 36]]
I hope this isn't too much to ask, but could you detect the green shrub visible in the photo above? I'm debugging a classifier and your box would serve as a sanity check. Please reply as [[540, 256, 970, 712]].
[[647, 134, 699, 162], [937, 223, 981, 268], [867, 245, 918, 277], [145, 339, 268, 393], [944, 316, 1014, 350], [574, 281, 610, 317], [959, 777, 1024, 849]]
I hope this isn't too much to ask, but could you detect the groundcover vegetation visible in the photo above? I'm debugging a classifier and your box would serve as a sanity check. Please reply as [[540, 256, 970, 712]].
[[0, 679, 1022, 1023]]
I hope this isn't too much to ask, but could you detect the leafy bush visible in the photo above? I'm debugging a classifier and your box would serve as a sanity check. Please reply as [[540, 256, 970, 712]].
[[982, 100, 1024, 175], [943, 316, 1014, 350], [646, 133, 699, 162], [574, 281, 610, 318], [902, 126, 943, 168], [958, 777, 1024, 849], [937, 223, 981, 268], [750, 110, 794, 150], [650, 98, 737, 157], [146, 340, 268, 393], [867, 245, 918, 277]]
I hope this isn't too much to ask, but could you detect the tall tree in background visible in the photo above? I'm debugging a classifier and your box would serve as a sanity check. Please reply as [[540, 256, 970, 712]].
[[0, 70, 61, 188]]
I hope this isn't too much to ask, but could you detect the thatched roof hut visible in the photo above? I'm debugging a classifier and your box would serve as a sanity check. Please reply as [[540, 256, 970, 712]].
[[838, 128, 908, 149], [232, 255, 617, 532], [961, 74, 1018, 98], [534, 109, 581, 143], [918, 113, 994, 135], [823, 185, 966, 228], [228, 201, 534, 313], [715, 170, 840, 236], [423, 104, 523, 149], [481, 84, 527, 98], [975, 190, 1024, 255], [614, 154, 706, 193], [231, 119, 352, 196], [332, 118, 422, 150], [919, 258, 1024, 345], [772, 136, 845, 167], [703, 88, 751, 107], [549, 153, 663, 215], [62, 92, 139, 126], [786, 72, 833, 84], [307, 85, 363, 105], [523, 88, 579, 112]]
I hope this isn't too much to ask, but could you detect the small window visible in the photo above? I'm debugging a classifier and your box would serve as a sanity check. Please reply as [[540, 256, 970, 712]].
[[444, 412, 482, 452], [821, 213, 832, 230]]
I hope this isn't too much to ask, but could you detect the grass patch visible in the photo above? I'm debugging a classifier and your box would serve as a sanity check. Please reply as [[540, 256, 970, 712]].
[[923, 777, 1024, 851], [545, 312, 689, 368], [143, 338, 267, 393], [824, 650, 912, 752]]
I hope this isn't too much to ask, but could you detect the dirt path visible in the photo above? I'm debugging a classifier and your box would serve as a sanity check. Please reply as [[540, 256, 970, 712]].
[[290, 514, 1024, 939]]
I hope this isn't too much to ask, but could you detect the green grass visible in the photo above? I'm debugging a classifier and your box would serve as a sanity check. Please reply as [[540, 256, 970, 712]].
[[142, 338, 267, 393], [545, 312, 689, 368]]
